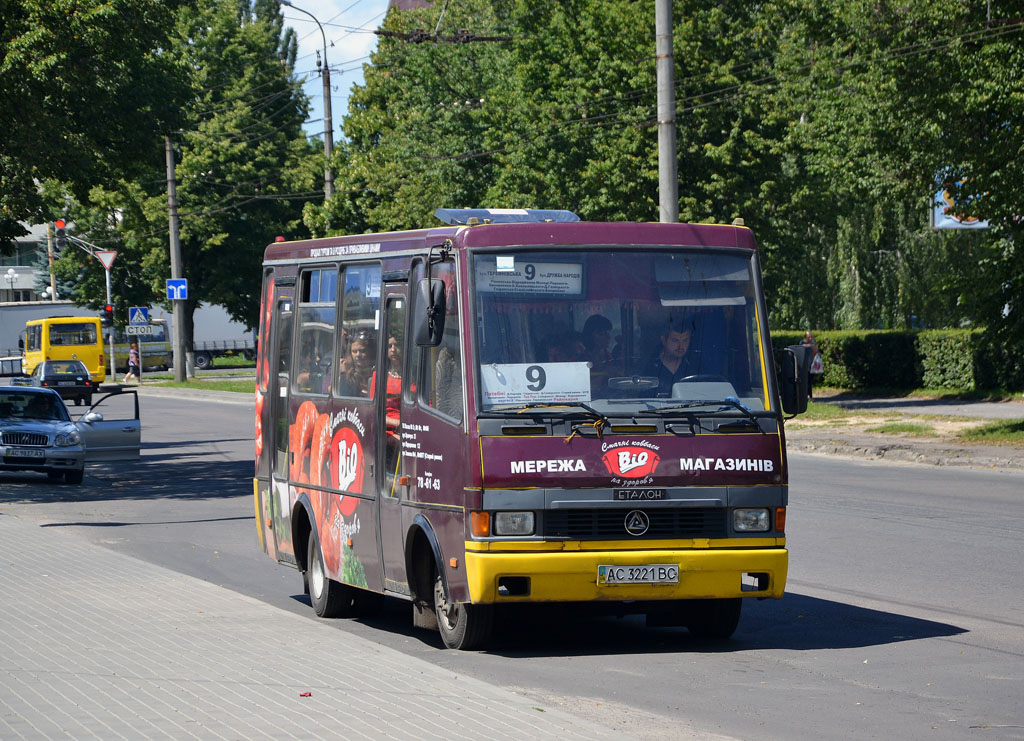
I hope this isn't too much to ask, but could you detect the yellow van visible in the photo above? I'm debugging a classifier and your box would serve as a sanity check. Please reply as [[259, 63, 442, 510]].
[[22, 316, 106, 384]]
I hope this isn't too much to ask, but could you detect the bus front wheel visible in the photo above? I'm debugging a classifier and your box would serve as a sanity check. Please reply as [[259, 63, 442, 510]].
[[433, 570, 493, 650], [306, 532, 357, 618], [684, 598, 742, 639]]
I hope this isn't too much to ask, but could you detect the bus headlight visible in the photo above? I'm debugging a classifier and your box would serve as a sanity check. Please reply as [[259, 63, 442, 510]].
[[493, 511, 535, 536], [733, 508, 770, 532]]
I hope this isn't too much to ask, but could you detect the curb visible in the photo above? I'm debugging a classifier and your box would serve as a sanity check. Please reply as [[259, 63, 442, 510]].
[[785, 433, 1024, 471]]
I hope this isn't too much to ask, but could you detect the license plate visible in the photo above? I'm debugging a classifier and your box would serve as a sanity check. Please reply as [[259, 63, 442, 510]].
[[6, 448, 45, 458], [598, 564, 679, 585], [58, 381, 76, 386], [614, 488, 667, 501]]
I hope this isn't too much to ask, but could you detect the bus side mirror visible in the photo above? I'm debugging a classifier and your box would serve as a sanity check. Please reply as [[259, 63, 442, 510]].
[[414, 279, 446, 347], [779, 345, 810, 415], [18, 338, 24, 350]]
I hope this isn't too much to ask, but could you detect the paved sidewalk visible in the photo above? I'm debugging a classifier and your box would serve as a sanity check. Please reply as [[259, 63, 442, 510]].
[[0, 514, 617, 740]]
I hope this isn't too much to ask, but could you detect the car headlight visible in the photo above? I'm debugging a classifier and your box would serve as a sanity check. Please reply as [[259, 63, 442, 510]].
[[493, 511, 535, 536], [733, 508, 770, 532], [55, 430, 81, 447]]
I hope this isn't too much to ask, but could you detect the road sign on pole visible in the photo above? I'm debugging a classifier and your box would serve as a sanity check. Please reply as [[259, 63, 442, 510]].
[[95, 251, 117, 270], [129, 307, 149, 325], [166, 278, 188, 300], [126, 325, 155, 336]]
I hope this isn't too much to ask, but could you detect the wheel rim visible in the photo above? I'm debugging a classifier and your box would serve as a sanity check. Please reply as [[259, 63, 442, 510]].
[[434, 576, 459, 631], [310, 544, 325, 600]]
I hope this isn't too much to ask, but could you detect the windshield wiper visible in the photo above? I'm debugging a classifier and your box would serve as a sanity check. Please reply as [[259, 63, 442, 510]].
[[647, 396, 761, 424], [486, 401, 610, 427]]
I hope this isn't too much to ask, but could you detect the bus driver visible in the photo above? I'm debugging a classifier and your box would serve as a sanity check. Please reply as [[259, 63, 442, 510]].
[[640, 319, 695, 396]]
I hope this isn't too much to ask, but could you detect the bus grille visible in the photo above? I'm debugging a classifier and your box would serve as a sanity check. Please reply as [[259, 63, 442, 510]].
[[3, 432, 48, 446], [544, 508, 727, 540]]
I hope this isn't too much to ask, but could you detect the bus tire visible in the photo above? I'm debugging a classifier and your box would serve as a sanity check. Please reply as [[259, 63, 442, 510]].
[[684, 598, 742, 639], [433, 569, 493, 650], [194, 352, 213, 370], [306, 531, 356, 618]]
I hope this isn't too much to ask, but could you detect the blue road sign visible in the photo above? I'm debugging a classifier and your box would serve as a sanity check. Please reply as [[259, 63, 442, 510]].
[[166, 278, 188, 300], [129, 307, 149, 325]]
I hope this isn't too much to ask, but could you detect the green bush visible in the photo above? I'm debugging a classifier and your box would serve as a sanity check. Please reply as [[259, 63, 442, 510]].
[[770, 328, 1004, 391]]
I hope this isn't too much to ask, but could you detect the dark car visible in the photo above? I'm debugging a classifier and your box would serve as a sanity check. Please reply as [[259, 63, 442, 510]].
[[29, 359, 94, 405], [0, 385, 142, 485]]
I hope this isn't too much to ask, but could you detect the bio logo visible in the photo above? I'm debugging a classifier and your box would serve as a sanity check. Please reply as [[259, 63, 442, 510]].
[[601, 445, 661, 479]]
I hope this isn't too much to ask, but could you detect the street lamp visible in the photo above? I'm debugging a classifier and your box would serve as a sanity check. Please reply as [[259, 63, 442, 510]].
[[43, 285, 58, 301], [278, 0, 335, 199], [5, 268, 18, 299]]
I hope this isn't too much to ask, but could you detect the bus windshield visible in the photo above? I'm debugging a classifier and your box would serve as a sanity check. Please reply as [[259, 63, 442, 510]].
[[472, 248, 770, 414], [49, 322, 98, 347]]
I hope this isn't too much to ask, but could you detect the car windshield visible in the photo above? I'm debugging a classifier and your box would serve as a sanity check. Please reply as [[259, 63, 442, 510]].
[[47, 361, 87, 375], [472, 248, 770, 416], [0, 391, 70, 421]]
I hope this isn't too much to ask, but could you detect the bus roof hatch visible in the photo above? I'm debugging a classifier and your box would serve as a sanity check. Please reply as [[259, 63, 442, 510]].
[[434, 208, 580, 225]]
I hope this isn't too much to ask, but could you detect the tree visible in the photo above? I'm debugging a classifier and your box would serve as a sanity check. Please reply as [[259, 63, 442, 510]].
[[52, 0, 318, 347], [0, 0, 189, 249]]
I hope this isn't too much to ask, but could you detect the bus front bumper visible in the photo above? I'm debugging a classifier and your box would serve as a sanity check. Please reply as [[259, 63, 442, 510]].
[[465, 546, 787, 603]]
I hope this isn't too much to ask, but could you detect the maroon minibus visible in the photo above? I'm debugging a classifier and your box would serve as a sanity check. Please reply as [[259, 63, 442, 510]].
[[254, 209, 809, 649]]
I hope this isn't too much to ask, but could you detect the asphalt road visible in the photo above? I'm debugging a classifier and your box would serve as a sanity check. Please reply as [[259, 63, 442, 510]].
[[2, 393, 1022, 740]]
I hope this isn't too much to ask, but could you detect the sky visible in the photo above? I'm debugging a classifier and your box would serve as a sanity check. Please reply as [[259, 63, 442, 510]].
[[278, 0, 393, 141]]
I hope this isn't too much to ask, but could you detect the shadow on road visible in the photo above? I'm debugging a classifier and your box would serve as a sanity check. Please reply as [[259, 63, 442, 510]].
[[0, 457, 253, 503], [283, 589, 966, 657]]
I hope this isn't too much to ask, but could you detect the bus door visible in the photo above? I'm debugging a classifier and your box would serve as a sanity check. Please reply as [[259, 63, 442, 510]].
[[376, 288, 409, 590], [268, 289, 296, 562]]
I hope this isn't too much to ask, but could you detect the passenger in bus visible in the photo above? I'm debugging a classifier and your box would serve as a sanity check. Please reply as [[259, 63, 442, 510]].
[[338, 330, 376, 397], [384, 335, 403, 428], [638, 320, 695, 396], [540, 331, 585, 363], [582, 314, 614, 369], [297, 347, 330, 394]]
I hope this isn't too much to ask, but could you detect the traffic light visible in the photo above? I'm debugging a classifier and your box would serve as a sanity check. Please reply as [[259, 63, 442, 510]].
[[55, 219, 67, 253], [100, 304, 114, 327]]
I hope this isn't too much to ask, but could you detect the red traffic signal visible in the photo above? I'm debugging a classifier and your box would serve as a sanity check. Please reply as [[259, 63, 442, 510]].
[[100, 304, 114, 327], [55, 220, 67, 252]]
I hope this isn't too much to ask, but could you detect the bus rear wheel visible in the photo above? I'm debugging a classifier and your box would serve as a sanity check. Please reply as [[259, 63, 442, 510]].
[[684, 598, 742, 639], [433, 570, 493, 650], [306, 533, 357, 618]]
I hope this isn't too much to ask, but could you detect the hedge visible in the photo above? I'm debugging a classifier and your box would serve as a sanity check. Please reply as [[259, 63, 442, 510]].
[[770, 329, 1004, 391]]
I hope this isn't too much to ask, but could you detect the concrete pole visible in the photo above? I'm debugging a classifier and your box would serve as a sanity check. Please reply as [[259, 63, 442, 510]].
[[656, 0, 678, 223], [279, 0, 334, 199], [165, 136, 188, 382]]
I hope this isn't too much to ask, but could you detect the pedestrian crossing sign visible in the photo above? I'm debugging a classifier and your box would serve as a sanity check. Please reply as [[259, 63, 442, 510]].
[[129, 307, 149, 326]]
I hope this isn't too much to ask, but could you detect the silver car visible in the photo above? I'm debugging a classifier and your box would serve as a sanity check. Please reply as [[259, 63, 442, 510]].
[[0, 386, 141, 485]]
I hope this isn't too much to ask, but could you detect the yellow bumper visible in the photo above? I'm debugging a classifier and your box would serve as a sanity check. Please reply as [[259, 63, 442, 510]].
[[465, 546, 787, 603]]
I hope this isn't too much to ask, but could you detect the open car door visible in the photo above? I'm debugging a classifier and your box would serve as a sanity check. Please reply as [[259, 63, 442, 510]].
[[76, 389, 142, 461]]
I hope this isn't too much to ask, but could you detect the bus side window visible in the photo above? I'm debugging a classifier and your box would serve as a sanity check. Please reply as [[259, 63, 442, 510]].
[[424, 262, 462, 423], [337, 264, 381, 399]]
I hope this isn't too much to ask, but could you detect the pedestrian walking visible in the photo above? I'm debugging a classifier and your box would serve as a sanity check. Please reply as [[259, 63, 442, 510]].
[[123, 342, 140, 384], [802, 331, 823, 398]]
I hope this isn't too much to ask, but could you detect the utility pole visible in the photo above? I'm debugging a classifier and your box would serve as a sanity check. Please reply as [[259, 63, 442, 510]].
[[278, 0, 334, 199], [166, 136, 188, 382], [656, 0, 679, 223]]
